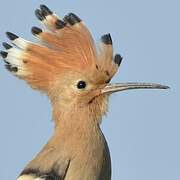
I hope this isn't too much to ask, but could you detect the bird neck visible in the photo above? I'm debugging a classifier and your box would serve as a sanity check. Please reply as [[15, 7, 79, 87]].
[[52, 103, 98, 135], [51, 95, 108, 134], [50, 101, 109, 159], [50, 101, 104, 154]]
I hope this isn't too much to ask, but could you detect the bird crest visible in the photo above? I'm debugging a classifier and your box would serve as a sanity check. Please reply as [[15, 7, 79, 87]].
[[1, 5, 122, 93]]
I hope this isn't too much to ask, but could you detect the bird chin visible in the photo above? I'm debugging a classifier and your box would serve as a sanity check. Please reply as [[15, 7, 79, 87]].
[[87, 94, 109, 117]]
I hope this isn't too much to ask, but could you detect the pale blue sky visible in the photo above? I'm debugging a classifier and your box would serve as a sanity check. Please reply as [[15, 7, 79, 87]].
[[0, 0, 179, 179]]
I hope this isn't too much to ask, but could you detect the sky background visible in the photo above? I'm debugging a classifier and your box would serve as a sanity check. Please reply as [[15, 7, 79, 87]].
[[0, 0, 179, 179]]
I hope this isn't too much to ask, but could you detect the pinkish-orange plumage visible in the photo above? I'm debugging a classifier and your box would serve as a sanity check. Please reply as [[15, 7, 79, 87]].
[[2, 7, 118, 93], [1, 4, 169, 180]]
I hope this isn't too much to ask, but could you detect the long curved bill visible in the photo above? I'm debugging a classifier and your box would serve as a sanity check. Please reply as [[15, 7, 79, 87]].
[[101, 82, 170, 94]]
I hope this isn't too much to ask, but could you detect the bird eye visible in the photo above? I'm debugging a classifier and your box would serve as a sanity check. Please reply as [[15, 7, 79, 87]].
[[77, 81, 87, 89]]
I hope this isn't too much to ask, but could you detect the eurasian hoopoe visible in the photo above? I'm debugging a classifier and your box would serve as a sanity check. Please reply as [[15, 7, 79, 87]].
[[0, 4, 169, 180]]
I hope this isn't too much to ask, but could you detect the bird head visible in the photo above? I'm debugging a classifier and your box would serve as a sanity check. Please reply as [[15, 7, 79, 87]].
[[1, 5, 169, 124]]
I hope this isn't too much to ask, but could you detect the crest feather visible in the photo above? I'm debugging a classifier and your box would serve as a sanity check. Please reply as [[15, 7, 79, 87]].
[[1, 4, 122, 92]]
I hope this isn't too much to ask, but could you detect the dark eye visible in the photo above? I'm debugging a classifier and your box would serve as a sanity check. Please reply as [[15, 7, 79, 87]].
[[77, 81, 86, 89]]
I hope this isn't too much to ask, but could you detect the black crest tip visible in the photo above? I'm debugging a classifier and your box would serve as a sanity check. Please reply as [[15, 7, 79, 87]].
[[31, 27, 43, 36], [6, 32, 19, 41], [35, 9, 45, 21], [0, 51, 8, 58], [4, 60, 10, 65], [68, 13, 81, 23], [101, 33, 112, 45], [114, 54, 123, 66], [64, 13, 81, 26], [2, 42, 12, 50], [55, 19, 66, 29], [40, 4, 52, 16], [5, 64, 18, 72]]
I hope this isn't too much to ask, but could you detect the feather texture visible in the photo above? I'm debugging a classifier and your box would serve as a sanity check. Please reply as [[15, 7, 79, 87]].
[[1, 5, 121, 93], [0, 5, 123, 180]]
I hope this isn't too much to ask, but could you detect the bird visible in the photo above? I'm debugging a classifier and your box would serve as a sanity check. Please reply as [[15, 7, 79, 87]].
[[0, 4, 169, 180]]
